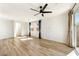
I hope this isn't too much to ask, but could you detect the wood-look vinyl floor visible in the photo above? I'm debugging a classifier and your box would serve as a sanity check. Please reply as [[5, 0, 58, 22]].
[[0, 37, 73, 56]]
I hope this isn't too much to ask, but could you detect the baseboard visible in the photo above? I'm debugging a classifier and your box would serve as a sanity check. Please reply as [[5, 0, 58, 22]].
[[0, 37, 14, 40]]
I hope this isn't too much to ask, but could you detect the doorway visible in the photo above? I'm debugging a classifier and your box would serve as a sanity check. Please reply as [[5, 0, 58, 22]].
[[29, 20, 41, 39]]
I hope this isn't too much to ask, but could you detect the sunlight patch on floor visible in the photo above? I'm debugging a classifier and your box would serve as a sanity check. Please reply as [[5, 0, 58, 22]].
[[76, 47, 79, 52], [20, 37, 33, 40], [67, 50, 77, 56]]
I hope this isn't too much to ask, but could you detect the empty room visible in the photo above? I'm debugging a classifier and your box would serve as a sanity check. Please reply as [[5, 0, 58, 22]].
[[0, 3, 79, 56]]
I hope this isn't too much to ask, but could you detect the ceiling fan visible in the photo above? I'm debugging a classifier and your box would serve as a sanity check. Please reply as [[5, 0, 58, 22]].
[[30, 4, 52, 17]]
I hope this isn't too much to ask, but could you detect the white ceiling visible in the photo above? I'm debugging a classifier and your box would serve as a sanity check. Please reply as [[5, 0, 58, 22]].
[[0, 3, 74, 22]]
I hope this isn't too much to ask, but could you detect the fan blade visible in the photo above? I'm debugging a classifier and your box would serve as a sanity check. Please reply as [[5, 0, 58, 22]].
[[30, 8, 39, 12], [42, 4, 48, 11], [42, 11, 52, 13], [42, 14, 44, 17], [34, 13, 40, 16]]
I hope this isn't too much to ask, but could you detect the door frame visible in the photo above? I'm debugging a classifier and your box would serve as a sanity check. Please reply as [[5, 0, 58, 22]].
[[72, 4, 79, 48]]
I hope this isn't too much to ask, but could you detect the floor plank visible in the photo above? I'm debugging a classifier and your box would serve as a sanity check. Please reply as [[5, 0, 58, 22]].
[[0, 37, 73, 56]]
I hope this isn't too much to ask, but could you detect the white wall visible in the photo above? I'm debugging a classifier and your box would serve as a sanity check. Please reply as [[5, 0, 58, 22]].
[[0, 19, 14, 39], [14, 21, 29, 37], [21, 22, 29, 36], [14, 22, 21, 37], [41, 13, 68, 43]]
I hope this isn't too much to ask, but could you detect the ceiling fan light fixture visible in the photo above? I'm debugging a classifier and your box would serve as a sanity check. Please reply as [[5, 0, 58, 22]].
[[30, 3, 52, 17]]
